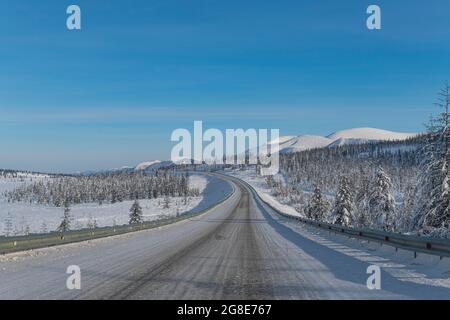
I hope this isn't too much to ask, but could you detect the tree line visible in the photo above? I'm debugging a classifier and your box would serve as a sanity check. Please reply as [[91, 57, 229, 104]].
[[4, 171, 197, 207]]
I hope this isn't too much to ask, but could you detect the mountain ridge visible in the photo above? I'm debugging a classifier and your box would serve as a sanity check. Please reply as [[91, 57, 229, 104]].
[[264, 127, 418, 154]]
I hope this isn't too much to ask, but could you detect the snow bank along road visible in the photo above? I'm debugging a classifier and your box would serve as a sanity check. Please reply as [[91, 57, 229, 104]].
[[0, 174, 450, 299]]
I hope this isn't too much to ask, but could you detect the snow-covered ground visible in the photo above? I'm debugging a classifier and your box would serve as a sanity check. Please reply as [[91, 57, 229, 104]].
[[291, 221, 450, 293], [0, 174, 215, 236], [225, 168, 301, 217]]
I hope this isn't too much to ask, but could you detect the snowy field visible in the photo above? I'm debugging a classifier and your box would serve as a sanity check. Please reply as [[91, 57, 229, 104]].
[[0, 173, 210, 236]]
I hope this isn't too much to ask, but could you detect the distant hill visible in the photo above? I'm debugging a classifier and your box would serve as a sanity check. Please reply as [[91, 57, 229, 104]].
[[255, 127, 418, 154]]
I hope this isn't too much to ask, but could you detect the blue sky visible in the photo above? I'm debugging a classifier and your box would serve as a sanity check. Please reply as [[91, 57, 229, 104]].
[[1, 0, 449, 172]]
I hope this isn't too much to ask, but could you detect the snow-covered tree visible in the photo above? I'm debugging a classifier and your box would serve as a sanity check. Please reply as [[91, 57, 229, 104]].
[[129, 200, 143, 224], [415, 83, 450, 235], [57, 203, 72, 233], [397, 184, 415, 232], [87, 215, 98, 229], [163, 196, 171, 209], [353, 167, 371, 228], [306, 186, 330, 221], [331, 176, 355, 226], [5, 171, 192, 207], [367, 167, 396, 231]]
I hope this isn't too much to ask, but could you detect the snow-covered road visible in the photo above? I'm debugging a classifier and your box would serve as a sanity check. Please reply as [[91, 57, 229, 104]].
[[0, 174, 449, 299]]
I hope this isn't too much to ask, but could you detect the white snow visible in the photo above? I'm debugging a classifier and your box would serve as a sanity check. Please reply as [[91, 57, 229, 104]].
[[264, 204, 450, 298], [247, 135, 333, 157], [327, 127, 416, 141], [327, 137, 373, 147], [274, 135, 333, 153], [134, 160, 174, 171], [134, 160, 162, 171]]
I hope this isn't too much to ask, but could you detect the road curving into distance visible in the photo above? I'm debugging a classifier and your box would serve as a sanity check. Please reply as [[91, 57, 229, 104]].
[[0, 173, 449, 299]]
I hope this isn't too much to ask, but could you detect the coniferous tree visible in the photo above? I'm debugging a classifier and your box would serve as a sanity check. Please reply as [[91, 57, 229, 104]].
[[415, 83, 450, 235], [367, 167, 396, 231], [331, 176, 355, 226], [129, 200, 143, 224], [163, 196, 171, 209], [354, 168, 371, 228], [398, 184, 415, 232], [5, 171, 193, 207], [306, 186, 330, 221], [87, 215, 98, 229], [57, 202, 72, 233]]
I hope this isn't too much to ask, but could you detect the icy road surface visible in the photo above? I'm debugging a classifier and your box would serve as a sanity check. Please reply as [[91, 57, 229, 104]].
[[0, 174, 449, 299]]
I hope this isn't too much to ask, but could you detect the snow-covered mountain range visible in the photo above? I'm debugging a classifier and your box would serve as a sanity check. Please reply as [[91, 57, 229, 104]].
[[262, 127, 417, 154], [129, 128, 418, 172], [134, 160, 174, 172], [79, 128, 418, 174]]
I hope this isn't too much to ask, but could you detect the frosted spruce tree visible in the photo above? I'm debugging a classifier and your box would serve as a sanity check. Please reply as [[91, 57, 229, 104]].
[[57, 202, 72, 233], [397, 184, 416, 233], [5, 171, 191, 207], [87, 215, 98, 229], [415, 83, 450, 236], [306, 186, 330, 221], [129, 200, 143, 224], [367, 167, 395, 231], [331, 176, 355, 226], [163, 196, 171, 209], [352, 166, 371, 228]]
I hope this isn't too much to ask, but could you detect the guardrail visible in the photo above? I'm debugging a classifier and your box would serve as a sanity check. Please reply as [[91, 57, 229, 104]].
[[0, 177, 236, 255], [236, 175, 450, 259]]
